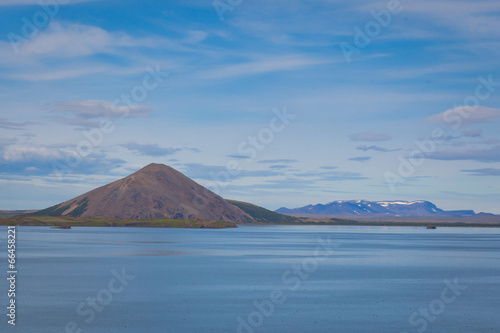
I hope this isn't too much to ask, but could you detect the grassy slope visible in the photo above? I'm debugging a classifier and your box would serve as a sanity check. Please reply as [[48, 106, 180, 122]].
[[226, 199, 301, 223], [0, 215, 236, 229]]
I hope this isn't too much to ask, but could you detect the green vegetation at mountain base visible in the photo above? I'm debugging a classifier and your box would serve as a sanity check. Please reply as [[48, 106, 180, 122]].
[[226, 200, 302, 223]]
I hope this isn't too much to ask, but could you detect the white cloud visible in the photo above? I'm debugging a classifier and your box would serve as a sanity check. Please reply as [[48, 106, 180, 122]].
[[198, 55, 331, 80], [427, 106, 500, 127], [3, 146, 62, 162], [45, 100, 151, 128], [0, 21, 195, 81], [184, 30, 209, 44], [0, 143, 126, 177], [17, 22, 147, 57]]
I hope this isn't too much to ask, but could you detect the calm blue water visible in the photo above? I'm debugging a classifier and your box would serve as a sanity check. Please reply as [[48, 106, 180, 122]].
[[0, 225, 499, 333]]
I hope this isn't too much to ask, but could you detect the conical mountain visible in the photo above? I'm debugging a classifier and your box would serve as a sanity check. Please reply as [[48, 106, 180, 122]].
[[35, 163, 253, 222]]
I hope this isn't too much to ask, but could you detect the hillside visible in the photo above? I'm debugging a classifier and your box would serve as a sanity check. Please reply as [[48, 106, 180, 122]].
[[226, 200, 301, 224], [33, 163, 253, 222]]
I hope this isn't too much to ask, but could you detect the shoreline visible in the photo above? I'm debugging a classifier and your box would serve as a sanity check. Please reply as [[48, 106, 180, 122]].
[[1, 217, 499, 229], [0, 215, 237, 229]]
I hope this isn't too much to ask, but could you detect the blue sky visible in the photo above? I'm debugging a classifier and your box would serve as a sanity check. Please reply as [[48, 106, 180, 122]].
[[1, 0, 500, 213]]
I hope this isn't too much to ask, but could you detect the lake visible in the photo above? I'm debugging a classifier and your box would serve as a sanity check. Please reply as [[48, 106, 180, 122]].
[[1, 225, 499, 332]]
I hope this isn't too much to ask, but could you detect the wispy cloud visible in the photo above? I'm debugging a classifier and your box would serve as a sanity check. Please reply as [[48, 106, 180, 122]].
[[356, 145, 400, 152], [319, 166, 338, 170], [227, 154, 252, 159], [426, 145, 500, 163], [462, 168, 500, 176], [45, 100, 150, 128], [0, 118, 37, 130], [13, 22, 154, 57], [427, 106, 500, 127], [2, 146, 62, 162], [269, 165, 289, 169], [0, 21, 182, 81], [349, 156, 371, 163], [0, 144, 125, 176], [184, 30, 209, 44], [198, 55, 331, 80]]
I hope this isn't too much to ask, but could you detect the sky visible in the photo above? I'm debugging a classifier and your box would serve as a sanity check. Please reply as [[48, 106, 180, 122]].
[[0, 0, 499, 213]]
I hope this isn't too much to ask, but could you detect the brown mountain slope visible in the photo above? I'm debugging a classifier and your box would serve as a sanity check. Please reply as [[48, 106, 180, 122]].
[[34, 163, 253, 222]]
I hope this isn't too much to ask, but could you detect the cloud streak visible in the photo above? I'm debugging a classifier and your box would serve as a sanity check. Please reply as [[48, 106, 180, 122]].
[[349, 156, 371, 163], [356, 145, 400, 152], [12, 22, 154, 58], [462, 168, 500, 176], [45, 100, 150, 128], [198, 55, 331, 80], [427, 145, 500, 163], [427, 106, 500, 127], [0, 144, 125, 176], [0, 118, 37, 130]]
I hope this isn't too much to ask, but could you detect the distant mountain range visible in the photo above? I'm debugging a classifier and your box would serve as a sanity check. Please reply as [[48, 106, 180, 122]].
[[1, 164, 496, 226], [276, 200, 482, 217]]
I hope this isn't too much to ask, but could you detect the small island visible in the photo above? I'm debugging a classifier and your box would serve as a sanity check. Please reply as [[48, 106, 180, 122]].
[[50, 224, 72, 229]]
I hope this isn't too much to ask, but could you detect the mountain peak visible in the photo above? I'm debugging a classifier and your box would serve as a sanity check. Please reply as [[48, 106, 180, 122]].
[[140, 163, 171, 171], [34, 164, 253, 222]]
